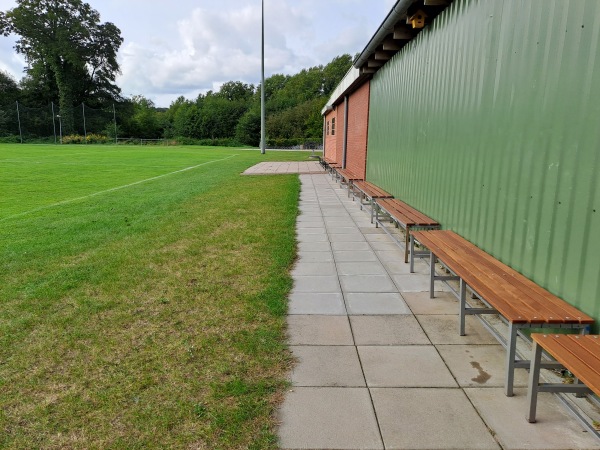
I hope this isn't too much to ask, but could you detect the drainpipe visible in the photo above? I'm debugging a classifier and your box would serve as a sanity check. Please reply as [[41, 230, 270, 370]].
[[342, 96, 349, 169]]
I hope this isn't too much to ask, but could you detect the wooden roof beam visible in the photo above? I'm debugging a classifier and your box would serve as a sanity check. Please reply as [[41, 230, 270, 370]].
[[394, 24, 416, 40]]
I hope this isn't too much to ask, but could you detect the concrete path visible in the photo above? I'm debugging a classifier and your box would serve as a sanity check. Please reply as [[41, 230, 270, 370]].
[[277, 173, 600, 450], [242, 161, 323, 175]]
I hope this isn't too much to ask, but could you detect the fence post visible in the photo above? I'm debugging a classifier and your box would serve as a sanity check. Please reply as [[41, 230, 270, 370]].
[[51, 102, 57, 145], [15, 101, 23, 144], [82, 103, 87, 144], [113, 103, 118, 144]]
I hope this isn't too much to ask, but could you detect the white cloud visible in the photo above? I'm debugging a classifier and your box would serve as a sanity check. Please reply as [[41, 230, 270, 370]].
[[1, 0, 393, 106]]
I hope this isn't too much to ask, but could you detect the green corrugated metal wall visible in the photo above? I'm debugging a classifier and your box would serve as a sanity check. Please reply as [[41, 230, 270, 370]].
[[367, 0, 600, 323]]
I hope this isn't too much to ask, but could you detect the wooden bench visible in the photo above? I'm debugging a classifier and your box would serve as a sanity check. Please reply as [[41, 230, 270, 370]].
[[335, 168, 363, 188], [411, 229, 594, 397], [527, 334, 600, 436], [321, 157, 337, 172], [349, 181, 394, 222], [373, 198, 440, 264]]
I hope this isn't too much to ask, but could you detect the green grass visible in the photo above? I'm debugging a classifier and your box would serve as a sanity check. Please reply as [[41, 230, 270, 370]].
[[0, 144, 312, 448]]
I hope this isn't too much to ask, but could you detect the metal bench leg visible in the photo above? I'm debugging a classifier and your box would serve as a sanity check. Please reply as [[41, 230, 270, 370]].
[[374, 204, 379, 228], [429, 251, 436, 298], [404, 228, 410, 263], [505, 322, 518, 397], [459, 279, 467, 336], [526, 341, 543, 422], [410, 235, 415, 273]]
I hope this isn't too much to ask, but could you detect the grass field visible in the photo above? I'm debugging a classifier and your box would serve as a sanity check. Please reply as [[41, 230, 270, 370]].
[[0, 144, 310, 448]]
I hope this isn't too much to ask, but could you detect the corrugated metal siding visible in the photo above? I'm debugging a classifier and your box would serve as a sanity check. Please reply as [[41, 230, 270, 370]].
[[367, 0, 600, 322]]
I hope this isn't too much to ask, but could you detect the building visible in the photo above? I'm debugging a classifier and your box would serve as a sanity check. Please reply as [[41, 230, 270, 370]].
[[323, 0, 600, 325]]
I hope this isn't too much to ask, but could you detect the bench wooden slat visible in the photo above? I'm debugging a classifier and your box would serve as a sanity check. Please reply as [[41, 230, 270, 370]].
[[443, 232, 592, 324], [413, 230, 594, 325], [377, 198, 439, 228], [336, 168, 363, 182], [352, 181, 393, 199], [532, 334, 600, 397], [440, 232, 586, 324], [414, 231, 532, 323], [442, 231, 588, 319]]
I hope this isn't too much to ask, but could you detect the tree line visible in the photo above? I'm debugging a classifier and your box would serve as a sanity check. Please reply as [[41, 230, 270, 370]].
[[0, 0, 352, 146]]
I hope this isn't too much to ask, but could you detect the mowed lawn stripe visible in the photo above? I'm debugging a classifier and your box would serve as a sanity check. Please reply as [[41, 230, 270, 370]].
[[0, 146, 235, 217], [0, 145, 307, 448], [0, 153, 239, 222]]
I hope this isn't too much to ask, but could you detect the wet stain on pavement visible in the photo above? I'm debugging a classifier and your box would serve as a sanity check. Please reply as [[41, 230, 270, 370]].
[[470, 361, 491, 384]]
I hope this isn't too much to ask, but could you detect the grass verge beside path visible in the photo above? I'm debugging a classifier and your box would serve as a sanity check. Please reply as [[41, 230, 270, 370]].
[[0, 145, 308, 448]]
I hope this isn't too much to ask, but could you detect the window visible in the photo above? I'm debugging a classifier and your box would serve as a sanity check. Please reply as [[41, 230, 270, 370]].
[[326, 120, 330, 135], [331, 118, 336, 136]]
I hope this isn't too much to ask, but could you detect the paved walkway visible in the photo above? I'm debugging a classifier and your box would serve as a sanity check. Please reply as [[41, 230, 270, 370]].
[[242, 161, 323, 175], [277, 173, 599, 450]]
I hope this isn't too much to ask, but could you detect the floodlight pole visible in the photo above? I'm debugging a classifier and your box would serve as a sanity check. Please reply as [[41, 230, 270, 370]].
[[51, 102, 57, 144], [113, 103, 118, 144], [57, 114, 63, 144], [16, 101, 23, 144], [260, 0, 266, 154]]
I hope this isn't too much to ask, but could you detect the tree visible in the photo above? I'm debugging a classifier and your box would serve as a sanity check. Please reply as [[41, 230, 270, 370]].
[[0, 0, 123, 132]]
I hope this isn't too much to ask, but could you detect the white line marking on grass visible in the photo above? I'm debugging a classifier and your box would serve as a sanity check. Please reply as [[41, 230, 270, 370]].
[[0, 154, 239, 222]]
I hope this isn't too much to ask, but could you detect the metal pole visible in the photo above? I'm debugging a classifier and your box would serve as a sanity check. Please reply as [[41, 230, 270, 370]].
[[113, 103, 117, 144], [57, 115, 62, 144], [16, 101, 23, 144], [51, 102, 57, 144], [82, 103, 87, 144], [260, 0, 266, 154]]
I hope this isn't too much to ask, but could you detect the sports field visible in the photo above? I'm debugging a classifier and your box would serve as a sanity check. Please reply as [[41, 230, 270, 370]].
[[0, 144, 308, 448]]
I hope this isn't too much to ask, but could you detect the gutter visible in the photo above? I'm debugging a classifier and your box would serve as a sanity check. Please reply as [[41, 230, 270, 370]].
[[353, 0, 418, 69]]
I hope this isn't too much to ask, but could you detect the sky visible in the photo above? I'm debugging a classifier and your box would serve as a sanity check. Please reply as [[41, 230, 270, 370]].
[[0, 0, 396, 107]]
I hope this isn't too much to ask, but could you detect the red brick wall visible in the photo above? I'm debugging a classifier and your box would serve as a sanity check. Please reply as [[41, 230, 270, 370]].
[[345, 81, 370, 179], [324, 111, 336, 161], [334, 106, 344, 164]]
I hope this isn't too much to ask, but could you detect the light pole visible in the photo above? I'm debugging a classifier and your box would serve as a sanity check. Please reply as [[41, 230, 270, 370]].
[[260, 0, 266, 154], [57, 115, 63, 144]]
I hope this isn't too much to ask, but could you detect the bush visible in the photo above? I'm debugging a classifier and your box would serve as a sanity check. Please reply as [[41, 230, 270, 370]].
[[61, 133, 109, 144]]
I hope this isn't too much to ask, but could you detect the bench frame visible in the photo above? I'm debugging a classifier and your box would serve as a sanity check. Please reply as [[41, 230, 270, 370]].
[[527, 334, 600, 440], [374, 200, 440, 264], [349, 181, 394, 223], [411, 232, 591, 397]]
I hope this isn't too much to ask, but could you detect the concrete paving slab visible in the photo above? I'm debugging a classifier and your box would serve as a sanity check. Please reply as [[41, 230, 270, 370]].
[[295, 227, 327, 235], [286, 315, 353, 345], [393, 274, 445, 292], [290, 346, 365, 387], [350, 315, 431, 345], [375, 250, 406, 263], [437, 344, 529, 388], [359, 346, 458, 387], [296, 251, 333, 263], [336, 261, 388, 276], [403, 291, 458, 314], [293, 275, 340, 293], [360, 226, 386, 234], [465, 388, 600, 450], [297, 233, 329, 243], [298, 241, 331, 252], [333, 250, 378, 262], [288, 293, 346, 315], [383, 259, 429, 275], [291, 262, 337, 276], [340, 275, 397, 293], [328, 233, 366, 243], [371, 388, 500, 450], [346, 293, 412, 315], [326, 225, 361, 234], [331, 241, 371, 251], [417, 314, 499, 344], [278, 387, 384, 450], [370, 242, 404, 252], [364, 233, 395, 242], [295, 221, 324, 228]]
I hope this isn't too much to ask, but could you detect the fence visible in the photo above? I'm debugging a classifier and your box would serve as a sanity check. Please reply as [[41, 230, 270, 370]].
[[0, 101, 117, 144]]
